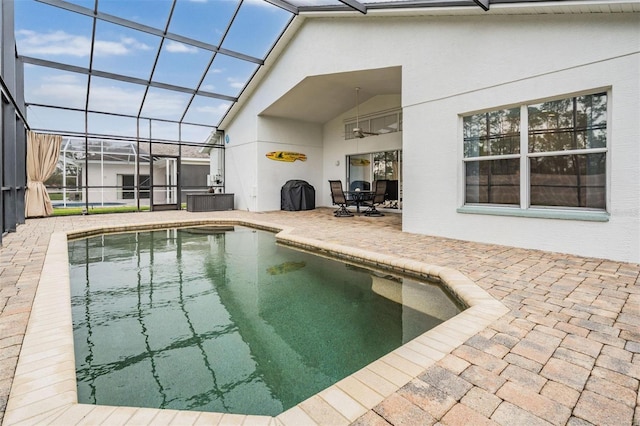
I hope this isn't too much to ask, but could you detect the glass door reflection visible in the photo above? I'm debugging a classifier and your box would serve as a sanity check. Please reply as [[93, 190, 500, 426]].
[[347, 150, 401, 209]]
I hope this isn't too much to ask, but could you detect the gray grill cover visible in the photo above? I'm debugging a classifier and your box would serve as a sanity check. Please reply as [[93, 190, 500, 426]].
[[281, 180, 315, 211]]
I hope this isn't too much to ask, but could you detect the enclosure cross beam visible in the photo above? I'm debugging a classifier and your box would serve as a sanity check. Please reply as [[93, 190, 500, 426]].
[[339, 0, 367, 14], [473, 0, 490, 11]]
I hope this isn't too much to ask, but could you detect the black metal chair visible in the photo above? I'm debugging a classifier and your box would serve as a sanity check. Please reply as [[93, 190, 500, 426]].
[[328, 180, 354, 217], [363, 180, 387, 216]]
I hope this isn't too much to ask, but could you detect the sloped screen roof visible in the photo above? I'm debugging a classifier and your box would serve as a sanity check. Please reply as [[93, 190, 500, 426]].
[[15, 0, 503, 144], [15, 0, 295, 144]]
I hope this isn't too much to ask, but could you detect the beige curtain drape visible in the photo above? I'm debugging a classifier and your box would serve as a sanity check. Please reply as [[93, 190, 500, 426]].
[[25, 131, 62, 218]]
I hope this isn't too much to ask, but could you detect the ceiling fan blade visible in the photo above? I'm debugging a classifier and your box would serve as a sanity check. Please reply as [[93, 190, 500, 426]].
[[353, 127, 378, 137], [353, 89, 380, 138]]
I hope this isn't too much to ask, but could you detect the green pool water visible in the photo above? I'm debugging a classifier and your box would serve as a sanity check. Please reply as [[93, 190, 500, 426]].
[[68, 226, 461, 416]]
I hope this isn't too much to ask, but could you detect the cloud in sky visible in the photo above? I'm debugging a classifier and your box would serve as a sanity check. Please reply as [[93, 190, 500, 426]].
[[16, 30, 151, 58], [187, 0, 268, 5], [26, 69, 219, 138], [33, 73, 87, 107], [30, 72, 146, 116], [196, 103, 231, 116], [26, 56, 233, 128], [89, 85, 146, 114], [120, 37, 153, 52], [165, 40, 198, 54], [243, 0, 279, 8], [227, 77, 244, 89], [186, 0, 276, 8], [17, 30, 91, 57], [142, 90, 191, 118]]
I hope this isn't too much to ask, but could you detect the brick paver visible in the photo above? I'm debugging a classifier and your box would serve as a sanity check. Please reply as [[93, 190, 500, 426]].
[[460, 386, 502, 418], [540, 357, 591, 392], [373, 393, 435, 426], [0, 208, 639, 425], [573, 390, 635, 426], [496, 381, 572, 424], [441, 402, 497, 425]]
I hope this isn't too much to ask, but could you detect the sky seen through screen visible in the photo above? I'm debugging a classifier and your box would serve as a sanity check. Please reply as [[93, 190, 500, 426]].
[[15, 0, 294, 143]]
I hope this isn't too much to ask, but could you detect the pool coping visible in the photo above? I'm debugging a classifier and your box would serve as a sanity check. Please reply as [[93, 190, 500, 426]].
[[3, 218, 509, 426]]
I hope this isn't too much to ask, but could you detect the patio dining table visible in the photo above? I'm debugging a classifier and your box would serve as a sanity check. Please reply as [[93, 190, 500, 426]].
[[345, 190, 374, 214]]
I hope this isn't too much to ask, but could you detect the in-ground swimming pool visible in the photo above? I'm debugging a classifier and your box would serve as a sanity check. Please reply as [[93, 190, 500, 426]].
[[68, 225, 461, 416]]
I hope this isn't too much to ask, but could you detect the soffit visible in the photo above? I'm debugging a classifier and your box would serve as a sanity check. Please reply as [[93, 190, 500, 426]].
[[260, 67, 402, 123]]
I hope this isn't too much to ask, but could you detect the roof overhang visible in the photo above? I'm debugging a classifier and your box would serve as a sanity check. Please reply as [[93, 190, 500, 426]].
[[218, 0, 640, 130], [260, 67, 402, 124]]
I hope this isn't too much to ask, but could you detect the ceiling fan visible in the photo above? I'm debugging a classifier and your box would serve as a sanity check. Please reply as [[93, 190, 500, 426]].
[[352, 87, 379, 138]]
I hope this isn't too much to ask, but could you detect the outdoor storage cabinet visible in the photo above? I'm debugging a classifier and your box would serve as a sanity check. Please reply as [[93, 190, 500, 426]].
[[186, 193, 234, 212]]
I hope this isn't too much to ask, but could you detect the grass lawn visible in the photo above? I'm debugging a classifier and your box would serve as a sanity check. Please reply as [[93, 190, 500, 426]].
[[52, 205, 152, 216]]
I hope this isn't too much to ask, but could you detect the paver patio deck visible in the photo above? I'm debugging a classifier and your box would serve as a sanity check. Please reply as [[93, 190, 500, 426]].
[[1, 208, 638, 425]]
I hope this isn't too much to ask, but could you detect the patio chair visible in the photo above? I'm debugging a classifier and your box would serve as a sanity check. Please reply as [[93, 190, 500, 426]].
[[363, 180, 387, 216], [350, 180, 370, 192], [329, 180, 354, 217]]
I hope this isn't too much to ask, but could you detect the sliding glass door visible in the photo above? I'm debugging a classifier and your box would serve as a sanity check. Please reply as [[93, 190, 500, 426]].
[[347, 150, 402, 209]]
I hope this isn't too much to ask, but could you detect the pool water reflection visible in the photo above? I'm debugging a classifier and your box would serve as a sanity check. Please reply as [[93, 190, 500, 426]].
[[68, 226, 461, 416]]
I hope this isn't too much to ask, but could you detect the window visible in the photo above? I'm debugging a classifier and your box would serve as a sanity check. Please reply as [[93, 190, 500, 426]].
[[463, 92, 607, 212], [463, 108, 521, 205], [528, 94, 607, 209], [345, 111, 402, 140], [121, 174, 150, 199]]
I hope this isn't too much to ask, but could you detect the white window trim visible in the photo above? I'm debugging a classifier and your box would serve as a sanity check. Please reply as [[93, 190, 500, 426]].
[[520, 104, 529, 210], [344, 109, 403, 140], [459, 91, 610, 222], [457, 205, 609, 222]]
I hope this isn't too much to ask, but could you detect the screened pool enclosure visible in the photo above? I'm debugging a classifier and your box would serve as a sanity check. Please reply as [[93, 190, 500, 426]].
[[2, 0, 510, 240], [48, 137, 212, 209]]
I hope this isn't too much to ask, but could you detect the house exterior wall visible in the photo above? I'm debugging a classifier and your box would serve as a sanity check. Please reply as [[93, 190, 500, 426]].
[[256, 116, 323, 211], [226, 141, 258, 211], [84, 159, 208, 205], [222, 11, 640, 263], [85, 162, 151, 204]]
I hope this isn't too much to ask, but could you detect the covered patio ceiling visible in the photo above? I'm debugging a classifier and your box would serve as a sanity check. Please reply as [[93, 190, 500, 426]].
[[15, 0, 542, 144], [260, 67, 402, 124]]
